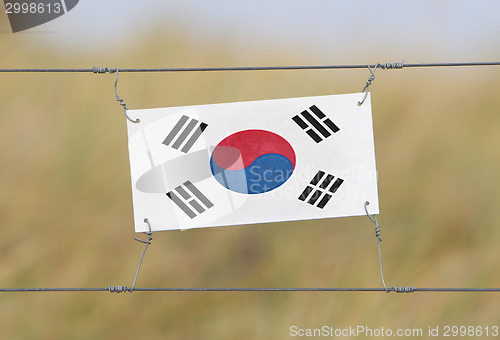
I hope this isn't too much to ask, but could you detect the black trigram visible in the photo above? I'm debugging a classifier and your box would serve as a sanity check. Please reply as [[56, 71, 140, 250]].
[[298, 170, 344, 209], [163, 115, 208, 153], [292, 105, 339, 143], [166, 180, 214, 218]]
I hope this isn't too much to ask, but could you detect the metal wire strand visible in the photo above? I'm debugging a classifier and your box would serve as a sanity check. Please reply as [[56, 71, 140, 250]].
[[129, 218, 153, 292], [1, 287, 500, 293], [357, 64, 379, 106], [106, 219, 153, 294], [364, 201, 389, 292], [364, 201, 416, 294], [2, 61, 500, 73], [112, 68, 140, 123]]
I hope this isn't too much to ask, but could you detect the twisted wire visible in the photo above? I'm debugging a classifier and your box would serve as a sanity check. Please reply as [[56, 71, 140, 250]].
[[380, 61, 404, 69], [391, 286, 416, 293], [364, 202, 417, 294], [92, 67, 115, 74], [108, 286, 129, 293], [112, 68, 139, 123], [357, 64, 379, 106], [130, 219, 153, 292], [1, 287, 499, 293], [364, 201, 389, 292], [2, 61, 499, 73]]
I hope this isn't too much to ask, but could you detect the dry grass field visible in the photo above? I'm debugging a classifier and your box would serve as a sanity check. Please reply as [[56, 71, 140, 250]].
[[1, 16, 500, 340]]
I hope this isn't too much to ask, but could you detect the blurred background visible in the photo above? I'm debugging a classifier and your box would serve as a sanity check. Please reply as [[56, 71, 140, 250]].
[[1, 1, 500, 339]]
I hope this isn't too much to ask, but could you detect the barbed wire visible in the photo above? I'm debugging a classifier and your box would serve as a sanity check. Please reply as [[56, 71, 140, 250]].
[[1, 60, 499, 294], [0, 287, 499, 293], [0, 61, 499, 73]]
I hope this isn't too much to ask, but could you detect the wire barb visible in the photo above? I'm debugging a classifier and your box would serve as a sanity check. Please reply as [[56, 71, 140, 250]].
[[379, 61, 404, 70], [108, 286, 129, 293], [92, 67, 114, 74], [391, 286, 415, 293], [357, 61, 404, 106]]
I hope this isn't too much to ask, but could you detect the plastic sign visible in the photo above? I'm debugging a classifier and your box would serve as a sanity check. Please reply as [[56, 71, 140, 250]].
[[126, 93, 379, 232]]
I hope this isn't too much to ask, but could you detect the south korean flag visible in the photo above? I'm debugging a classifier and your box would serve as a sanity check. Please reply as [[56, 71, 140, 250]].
[[126, 93, 379, 232]]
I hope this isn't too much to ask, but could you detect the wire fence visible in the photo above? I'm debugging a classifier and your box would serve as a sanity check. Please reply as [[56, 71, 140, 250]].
[[0, 61, 500, 73], [1, 60, 499, 294], [1, 287, 499, 293]]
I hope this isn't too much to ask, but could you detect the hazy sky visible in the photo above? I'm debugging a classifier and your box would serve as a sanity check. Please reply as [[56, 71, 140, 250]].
[[5, 0, 500, 61]]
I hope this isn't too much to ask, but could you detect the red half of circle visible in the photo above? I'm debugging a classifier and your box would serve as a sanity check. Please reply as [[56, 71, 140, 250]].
[[212, 129, 296, 171]]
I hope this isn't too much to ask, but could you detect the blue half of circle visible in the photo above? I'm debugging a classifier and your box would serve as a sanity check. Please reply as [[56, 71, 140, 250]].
[[210, 153, 294, 194]]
